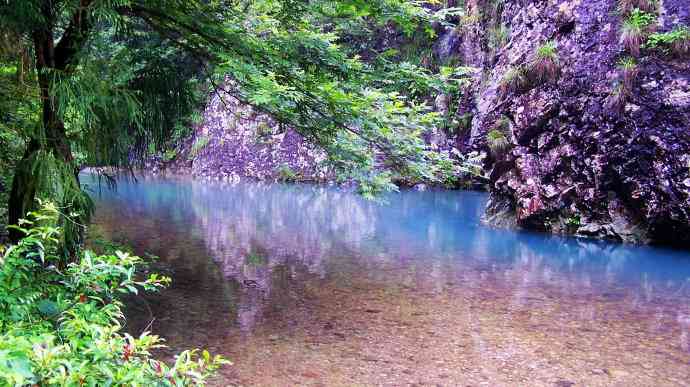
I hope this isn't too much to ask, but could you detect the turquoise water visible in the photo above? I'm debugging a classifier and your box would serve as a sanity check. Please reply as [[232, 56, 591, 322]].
[[85, 175, 690, 383]]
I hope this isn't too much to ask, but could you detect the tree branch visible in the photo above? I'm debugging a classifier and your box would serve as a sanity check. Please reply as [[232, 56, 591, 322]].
[[54, 0, 95, 70]]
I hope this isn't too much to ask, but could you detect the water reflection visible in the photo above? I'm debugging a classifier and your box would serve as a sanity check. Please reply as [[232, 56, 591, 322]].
[[84, 175, 690, 350]]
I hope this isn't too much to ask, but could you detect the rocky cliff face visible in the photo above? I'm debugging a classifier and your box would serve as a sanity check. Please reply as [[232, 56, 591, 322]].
[[165, 89, 330, 182], [451, 0, 690, 245]]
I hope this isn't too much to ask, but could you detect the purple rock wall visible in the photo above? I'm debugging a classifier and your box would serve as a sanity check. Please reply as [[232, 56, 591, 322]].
[[181, 88, 331, 182], [464, 0, 690, 244]]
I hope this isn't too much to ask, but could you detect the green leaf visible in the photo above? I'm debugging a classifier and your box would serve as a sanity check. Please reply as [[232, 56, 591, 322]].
[[36, 299, 59, 317]]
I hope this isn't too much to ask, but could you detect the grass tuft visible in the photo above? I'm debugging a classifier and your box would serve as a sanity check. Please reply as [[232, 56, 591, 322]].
[[498, 65, 529, 95], [620, 9, 656, 56], [618, 0, 657, 15], [486, 117, 512, 156], [616, 56, 638, 92], [530, 41, 560, 84]]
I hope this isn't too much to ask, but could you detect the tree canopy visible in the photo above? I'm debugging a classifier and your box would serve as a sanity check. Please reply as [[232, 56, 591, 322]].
[[0, 0, 469, 254]]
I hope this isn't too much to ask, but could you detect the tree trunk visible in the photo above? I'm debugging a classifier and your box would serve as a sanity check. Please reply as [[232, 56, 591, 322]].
[[8, 15, 78, 244]]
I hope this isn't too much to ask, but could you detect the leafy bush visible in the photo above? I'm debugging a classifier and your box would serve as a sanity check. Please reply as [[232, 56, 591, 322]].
[[530, 41, 560, 84], [0, 203, 227, 385], [620, 9, 656, 56], [163, 148, 177, 162], [646, 25, 690, 57]]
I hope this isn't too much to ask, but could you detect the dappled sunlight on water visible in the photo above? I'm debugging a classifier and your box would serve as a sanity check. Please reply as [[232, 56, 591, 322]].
[[85, 175, 690, 386]]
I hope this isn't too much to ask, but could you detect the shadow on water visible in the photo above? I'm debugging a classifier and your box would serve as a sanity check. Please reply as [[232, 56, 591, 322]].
[[83, 174, 690, 385]]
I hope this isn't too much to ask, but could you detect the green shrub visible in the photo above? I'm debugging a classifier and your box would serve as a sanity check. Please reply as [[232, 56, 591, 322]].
[[621, 9, 656, 56], [455, 112, 474, 135], [245, 251, 267, 266], [0, 203, 228, 385], [530, 41, 560, 84], [163, 148, 177, 162], [646, 25, 690, 57], [257, 123, 270, 136]]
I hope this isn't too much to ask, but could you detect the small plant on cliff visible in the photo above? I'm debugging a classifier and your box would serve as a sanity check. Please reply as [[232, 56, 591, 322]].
[[618, 0, 657, 15], [276, 164, 299, 182], [486, 117, 511, 156], [646, 25, 690, 57], [486, 129, 510, 156], [456, 112, 474, 134], [616, 56, 639, 92], [189, 136, 210, 159], [529, 41, 560, 84], [498, 65, 529, 95], [620, 9, 656, 56], [163, 148, 177, 162], [488, 24, 510, 50], [256, 122, 273, 138]]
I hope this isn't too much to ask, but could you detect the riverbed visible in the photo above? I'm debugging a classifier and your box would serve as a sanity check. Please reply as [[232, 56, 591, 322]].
[[86, 175, 690, 386]]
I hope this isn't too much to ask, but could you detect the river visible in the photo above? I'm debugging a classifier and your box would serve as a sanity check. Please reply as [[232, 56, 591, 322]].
[[85, 175, 690, 386]]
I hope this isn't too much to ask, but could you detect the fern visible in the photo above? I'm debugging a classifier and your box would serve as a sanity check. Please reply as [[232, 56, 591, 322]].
[[646, 25, 690, 57]]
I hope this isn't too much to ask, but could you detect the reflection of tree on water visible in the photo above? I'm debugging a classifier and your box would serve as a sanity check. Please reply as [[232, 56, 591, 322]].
[[87, 175, 690, 346]]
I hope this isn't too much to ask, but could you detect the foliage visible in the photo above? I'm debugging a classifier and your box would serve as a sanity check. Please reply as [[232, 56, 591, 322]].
[[565, 214, 581, 229], [188, 136, 210, 159], [618, 0, 657, 15], [0, 42, 35, 239], [620, 9, 656, 56], [276, 164, 300, 182], [616, 56, 638, 92], [450, 112, 473, 136], [0, 0, 477, 250], [645, 25, 690, 57], [488, 24, 510, 50], [163, 149, 177, 162], [245, 251, 267, 266], [0, 204, 228, 385], [529, 40, 560, 84], [499, 65, 529, 95], [486, 117, 511, 156], [9, 151, 94, 260]]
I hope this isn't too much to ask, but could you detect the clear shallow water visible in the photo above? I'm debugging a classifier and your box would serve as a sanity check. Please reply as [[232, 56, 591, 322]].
[[85, 175, 690, 385]]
